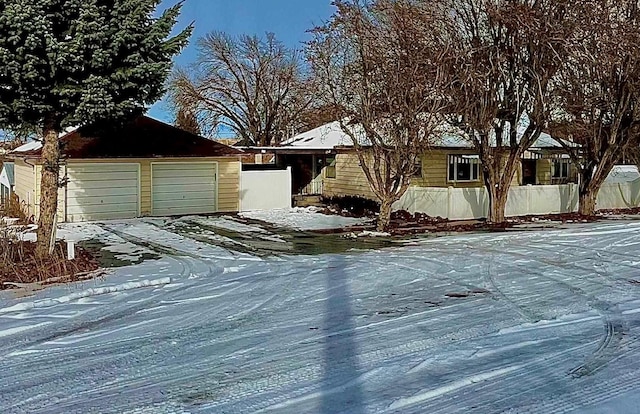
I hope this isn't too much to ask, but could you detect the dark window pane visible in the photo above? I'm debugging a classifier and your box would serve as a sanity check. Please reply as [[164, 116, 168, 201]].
[[457, 162, 471, 181], [448, 159, 455, 181]]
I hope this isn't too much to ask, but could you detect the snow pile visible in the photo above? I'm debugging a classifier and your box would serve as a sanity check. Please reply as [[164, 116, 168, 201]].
[[240, 207, 371, 231]]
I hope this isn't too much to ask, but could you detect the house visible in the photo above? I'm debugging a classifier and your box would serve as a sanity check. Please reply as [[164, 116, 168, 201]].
[[0, 161, 14, 207], [240, 121, 354, 198], [246, 121, 577, 202], [9, 116, 243, 222]]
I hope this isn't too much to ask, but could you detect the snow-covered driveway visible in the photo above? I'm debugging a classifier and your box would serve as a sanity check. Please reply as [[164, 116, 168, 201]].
[[2, 219, 640, 413]]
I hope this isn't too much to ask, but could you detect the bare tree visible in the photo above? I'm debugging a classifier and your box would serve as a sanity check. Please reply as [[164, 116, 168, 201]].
[[174, 107, 201, 136], [308, 0, 453, 231], [170, 32, 310, 146], [548, 0, 640, 216], [444, 0, 578, 222]]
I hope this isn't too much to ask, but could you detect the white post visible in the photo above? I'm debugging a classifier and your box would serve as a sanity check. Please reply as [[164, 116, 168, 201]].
[[48, 213, 57, 255], [67, 240, 75, 260]]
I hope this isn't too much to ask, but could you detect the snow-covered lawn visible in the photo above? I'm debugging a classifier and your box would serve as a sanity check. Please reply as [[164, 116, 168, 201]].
[[2, 219, 640, 413], [240, 206, 372, 230]]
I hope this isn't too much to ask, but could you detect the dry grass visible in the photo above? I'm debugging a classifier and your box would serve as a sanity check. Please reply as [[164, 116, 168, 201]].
[[0, 201, 99, 289]]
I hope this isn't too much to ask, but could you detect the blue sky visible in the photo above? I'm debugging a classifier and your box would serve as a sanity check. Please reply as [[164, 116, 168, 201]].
[[149, 0, 336, 122]]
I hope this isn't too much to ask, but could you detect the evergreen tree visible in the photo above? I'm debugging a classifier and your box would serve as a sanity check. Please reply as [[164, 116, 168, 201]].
[[0, 0, 192, 256]]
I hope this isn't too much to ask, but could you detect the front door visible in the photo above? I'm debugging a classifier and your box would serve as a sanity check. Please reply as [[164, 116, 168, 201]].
[[522, 159, 537, 185]]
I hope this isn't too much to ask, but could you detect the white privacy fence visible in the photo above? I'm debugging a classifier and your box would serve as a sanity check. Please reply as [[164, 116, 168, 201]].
[[240, 167, 292, 211], [394, 180, 640, 220]]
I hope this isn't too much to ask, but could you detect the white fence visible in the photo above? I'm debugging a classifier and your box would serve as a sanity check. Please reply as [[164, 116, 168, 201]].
[[394, 180, 640, 220], [240, 167, 292, 211]]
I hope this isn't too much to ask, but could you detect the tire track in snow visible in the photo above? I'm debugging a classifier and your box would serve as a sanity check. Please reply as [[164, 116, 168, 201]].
[[478, 246, 632, 380]]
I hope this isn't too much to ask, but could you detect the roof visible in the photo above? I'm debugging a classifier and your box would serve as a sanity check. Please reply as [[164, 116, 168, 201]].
[[11, 116, 243, 159], [605, 165, 640, 183], [280, 121, 356, 150], [274, 120, 569, 151], [0, 162, 13, 187]]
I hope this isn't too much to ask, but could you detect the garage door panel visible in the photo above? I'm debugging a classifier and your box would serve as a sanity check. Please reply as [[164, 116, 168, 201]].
[[67, 185, 139, 197], [153, 197, 218, 209], [154, 206, 216, 216], [65, 210, 140, 221], [65, 163, 140, 222], [152, 183, 216, 194], [151, 163, 213, 172], [152, 163, 217, 216], [67, 194, 139, 206], [68, 171, 138, 181]]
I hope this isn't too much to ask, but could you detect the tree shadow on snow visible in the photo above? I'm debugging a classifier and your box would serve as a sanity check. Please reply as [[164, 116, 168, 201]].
[[320, 255, 366, 414]]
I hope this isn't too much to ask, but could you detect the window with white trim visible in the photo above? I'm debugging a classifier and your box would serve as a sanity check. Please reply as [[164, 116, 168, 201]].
[[448, 154, 480, 182], [552, 159, 570, 179]]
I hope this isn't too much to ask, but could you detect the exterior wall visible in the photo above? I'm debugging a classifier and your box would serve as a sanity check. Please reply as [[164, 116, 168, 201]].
[[323, 152, 377, 200], [68, 157, 241, 215], [415, 149, 484, 188], [536, 158, 578, 185], [13, 159, 37, 218], [324, 149, 524, 201], [19, 156, 240, 221]]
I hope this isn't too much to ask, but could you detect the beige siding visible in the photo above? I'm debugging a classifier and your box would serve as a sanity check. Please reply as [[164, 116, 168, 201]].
[[323, 153, 377, 200], [13, 159, 37, 218], [70, 157, 240, 216], [21, 156, 240, 221], [324, 149, 527, 201], [414, 150, 484, 188], [536, 158, 578, 185], [537, 159, 553, 185]]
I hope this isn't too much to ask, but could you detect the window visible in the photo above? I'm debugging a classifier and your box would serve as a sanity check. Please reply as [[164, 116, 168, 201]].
[[413, 159, 423, 178], [325, 155, 336, 178], [448, 155, 480, 182], [552, 159, 570, 179]]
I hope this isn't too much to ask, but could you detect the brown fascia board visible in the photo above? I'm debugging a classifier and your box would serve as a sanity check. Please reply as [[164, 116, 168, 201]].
[[20, 116, 244, 159]]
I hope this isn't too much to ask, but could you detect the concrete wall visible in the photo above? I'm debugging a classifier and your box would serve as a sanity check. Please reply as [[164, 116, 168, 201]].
[[394, 180, 640, 219], [240, 167, 292, 211]]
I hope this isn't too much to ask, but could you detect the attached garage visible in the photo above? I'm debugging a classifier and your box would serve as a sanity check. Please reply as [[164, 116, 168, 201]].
[[10, 116, 243, 222], [65, 163, 140, 222], [151, 162, 217, 216]]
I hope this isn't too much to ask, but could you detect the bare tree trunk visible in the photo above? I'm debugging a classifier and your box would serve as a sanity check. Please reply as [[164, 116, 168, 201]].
[[377, 197, 394, 232], [577, 153, 617, 216], [578, 189, 598, 216], [483, 154, 517, 223], [577, 169, 608, 216], [35, 120, 60, 258], [488, 185, 509, 223]]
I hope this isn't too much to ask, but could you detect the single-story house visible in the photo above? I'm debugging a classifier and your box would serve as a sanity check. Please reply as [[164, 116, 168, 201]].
[[0, 161, 14, 207], [9, 116, 243, 222], [242, 121, 577, 202], [240, 121, 349, 196]]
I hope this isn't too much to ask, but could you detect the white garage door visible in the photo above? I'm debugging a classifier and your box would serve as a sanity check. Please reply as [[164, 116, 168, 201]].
[[152, 162, 217, 216], [66, 163, 140, 222]]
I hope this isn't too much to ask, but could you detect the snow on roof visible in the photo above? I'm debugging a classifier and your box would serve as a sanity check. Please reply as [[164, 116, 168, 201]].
[[606, 165, 640, 183], [280, 121, 359, 149], [11, 140, 42, 153], [10, 127, 79, 154], [281, 120, 567, 150]]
